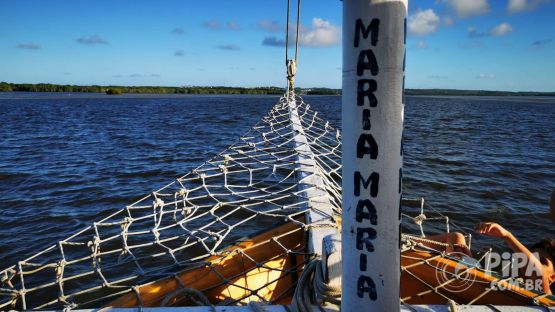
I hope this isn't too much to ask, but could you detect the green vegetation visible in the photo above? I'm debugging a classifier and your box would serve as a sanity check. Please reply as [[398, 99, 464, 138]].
[[105, 88, 123, 95], [405, 89, 555, 97], [0, 82, 12, 92], [0, 82, 553, 97], [0, 82, 335, 95], [0, 82, 290, 95], [306, 88, 340, 95]]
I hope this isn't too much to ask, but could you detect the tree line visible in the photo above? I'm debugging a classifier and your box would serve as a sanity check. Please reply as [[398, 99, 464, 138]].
[[1, 82, 553, 97], [405, 88, 555, 97], [0, 82, 342, 95]]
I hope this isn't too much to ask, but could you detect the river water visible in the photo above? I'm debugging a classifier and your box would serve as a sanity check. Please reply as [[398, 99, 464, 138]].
[[0, 93, 554, 268]]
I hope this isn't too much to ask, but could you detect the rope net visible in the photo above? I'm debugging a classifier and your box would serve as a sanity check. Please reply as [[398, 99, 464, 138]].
[[0, 93, 341, 310], [1, 93, 553, 310], [400, 199, 555, 308]]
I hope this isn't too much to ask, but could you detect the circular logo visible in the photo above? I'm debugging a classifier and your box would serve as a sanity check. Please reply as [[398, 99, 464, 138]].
[[434, 252, 479, 293]]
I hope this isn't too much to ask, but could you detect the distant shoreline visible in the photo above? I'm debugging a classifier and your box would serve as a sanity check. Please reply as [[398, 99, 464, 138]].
[[405, 89, 555, 97], [1, 82, 554, 97]]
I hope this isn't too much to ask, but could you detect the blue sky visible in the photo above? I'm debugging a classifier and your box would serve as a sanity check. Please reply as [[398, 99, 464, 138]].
[[0, 0, 554, 91]]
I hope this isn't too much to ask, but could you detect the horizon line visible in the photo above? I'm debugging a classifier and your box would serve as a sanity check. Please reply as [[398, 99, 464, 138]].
[[1, 81, 554, 94]]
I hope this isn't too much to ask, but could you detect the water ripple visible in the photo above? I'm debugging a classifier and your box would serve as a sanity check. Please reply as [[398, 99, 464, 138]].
[[0, 93, 554, 267]]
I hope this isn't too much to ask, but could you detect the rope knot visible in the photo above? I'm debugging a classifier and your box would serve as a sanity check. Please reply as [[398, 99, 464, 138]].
[[152, 228, 160, 241], [55, 260, 66, 276], [414, 213, 427, 225], [153, 198, 164, 209]]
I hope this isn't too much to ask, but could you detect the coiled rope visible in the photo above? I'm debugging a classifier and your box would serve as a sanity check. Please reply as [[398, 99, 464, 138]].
[[292, 258, 341, 312]]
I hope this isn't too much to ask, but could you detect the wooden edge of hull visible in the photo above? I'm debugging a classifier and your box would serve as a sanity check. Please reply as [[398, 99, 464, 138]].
[[401, 248, 555, 306], [106, 220, 306, 308], [106, 218, 553, 308]]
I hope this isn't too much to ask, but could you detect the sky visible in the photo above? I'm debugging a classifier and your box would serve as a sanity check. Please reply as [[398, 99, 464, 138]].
[[0, 0, 554, 91]]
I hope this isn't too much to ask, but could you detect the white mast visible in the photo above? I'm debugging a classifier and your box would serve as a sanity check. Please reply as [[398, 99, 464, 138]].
[[341, 0, 407, 310]]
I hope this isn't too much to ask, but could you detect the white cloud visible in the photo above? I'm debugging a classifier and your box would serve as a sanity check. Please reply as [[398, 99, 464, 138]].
[[428, 75, 449, 80], [258, 20, 282, 33], [203, 20, 221, 30], [298, 18, 340, 47], [508, 0, 528, 11], [414, 40, 428, 49], [262, 36, 286, 47], [261, 18, 340, 48], [445, 0, 490, 18], [468, 26, 486, 38], [16, 43, 41, 50], [77, 35, 108, 45], [489, 23, 514, 36], [468, 23, 514, 38], [216, 44, 241, 51], [532, 39, 552, 48], [203, 20, 241, 31], [171, 28, 185, 35], [443, 16, 455, 26], [408, 9, 440, 36], [507, 0, 551, 13], [476, 73, 495, 79], [227, 21, 241, 31]]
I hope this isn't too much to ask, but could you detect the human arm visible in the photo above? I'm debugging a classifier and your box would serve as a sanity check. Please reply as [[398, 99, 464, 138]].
[[474, 222, 548, 292], [474, 222, 534, 258]]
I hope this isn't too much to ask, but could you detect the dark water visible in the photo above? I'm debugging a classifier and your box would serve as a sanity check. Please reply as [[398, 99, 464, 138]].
[[0, 93, 554, 268]]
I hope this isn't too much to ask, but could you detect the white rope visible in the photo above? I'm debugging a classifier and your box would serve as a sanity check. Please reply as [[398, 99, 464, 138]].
[[0, 93, 342, 310], [0, 91, 552, 310], [284, 0, 302, 91], [401, 202, 555, 308], [292, 257, 341, 312]]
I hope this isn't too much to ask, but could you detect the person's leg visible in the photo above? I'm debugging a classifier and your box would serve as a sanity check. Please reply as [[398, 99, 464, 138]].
[[426, 232, 471, 256]]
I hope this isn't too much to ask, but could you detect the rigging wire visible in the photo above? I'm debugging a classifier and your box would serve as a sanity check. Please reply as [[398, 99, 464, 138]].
[[294, 0, 301, 65], [285, 0, 291, 64], [285, 0, 302, 91]]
